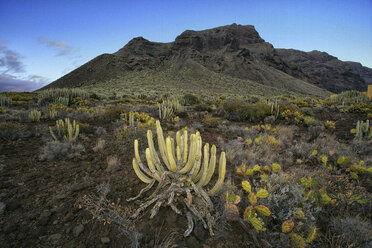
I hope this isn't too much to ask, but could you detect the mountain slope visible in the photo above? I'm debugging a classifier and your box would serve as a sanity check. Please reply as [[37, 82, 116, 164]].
[[42, 24, 335, 97], [345, 61, 372, 85], [276, 49, 368, 93]]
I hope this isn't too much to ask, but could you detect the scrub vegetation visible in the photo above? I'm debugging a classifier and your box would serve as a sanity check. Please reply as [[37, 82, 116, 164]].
[[0, 88, 371, 248]]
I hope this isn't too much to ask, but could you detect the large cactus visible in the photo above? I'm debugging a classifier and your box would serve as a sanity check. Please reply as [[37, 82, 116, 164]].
[[128, 120, 226, 236]]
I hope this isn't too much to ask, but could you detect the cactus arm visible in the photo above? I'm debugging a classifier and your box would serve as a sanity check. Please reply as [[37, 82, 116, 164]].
[[202, 145, 217, 186], [180, 134, 196, 174], [134, 139, 153, 177], [191, 134, 203, 181], [145, 148, 161, 181], [49, 126, 58, 141], [156, 121, 171, 170], [176, 131, 182, 162], [196, 143, 210, 186], [208, 152, 226, 195], [132, 158, 153, 184], [183, 130, 188, 163], [166, 137, 178, 172], [147, 130, 165, 174], [74, 124, 79, 141]]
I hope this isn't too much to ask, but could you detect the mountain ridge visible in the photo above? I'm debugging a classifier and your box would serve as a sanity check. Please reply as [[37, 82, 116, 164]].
[[42, 24, 370, 96]]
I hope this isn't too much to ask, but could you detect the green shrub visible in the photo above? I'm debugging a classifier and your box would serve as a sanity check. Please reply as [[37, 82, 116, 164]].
[[223, 101, 271, 122], [332, 90, 370, 104], [0, 95, 12, 106], [29, 109, 42, 122], [182, 93, 202, 105], [0, 92, 36, 103], [38, 88, 89, 106], [194, 103, 214, 112]]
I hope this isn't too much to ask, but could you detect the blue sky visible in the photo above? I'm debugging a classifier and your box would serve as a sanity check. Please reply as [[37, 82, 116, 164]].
[[0, 0, 371, 91]]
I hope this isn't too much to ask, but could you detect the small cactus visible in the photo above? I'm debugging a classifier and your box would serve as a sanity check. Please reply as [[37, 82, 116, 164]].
[[355, 120, 371, 140], [29, 109, 42, 122], [49, 118, 79, 142]]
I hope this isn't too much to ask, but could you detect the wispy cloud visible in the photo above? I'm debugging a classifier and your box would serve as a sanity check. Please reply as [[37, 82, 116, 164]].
[[38, 36, 72, 56], [0, 73, 49, 92], [0, 45, 25, 73]]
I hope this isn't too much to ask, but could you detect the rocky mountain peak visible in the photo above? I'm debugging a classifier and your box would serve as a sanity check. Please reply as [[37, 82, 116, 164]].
[[172, 24, 264, 51]]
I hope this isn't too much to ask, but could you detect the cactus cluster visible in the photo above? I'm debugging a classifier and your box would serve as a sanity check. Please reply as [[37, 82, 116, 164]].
[[122, 112, 155, 128], [122, 112, 156, 128], [331, 90, 369, 104], [0, 95, 12, 107], [128, 120, 226, 236], [49, 118, 80, 142], [29, 109, 42, 122], [158, 98, 182, 120], [38, 88, 89, 106], [268, 98, 280, 119], [49, 109, 58, 119], [355, 120, 372, 140]]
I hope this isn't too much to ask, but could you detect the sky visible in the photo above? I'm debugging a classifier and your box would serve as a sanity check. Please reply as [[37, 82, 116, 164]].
[[0, 0, 372, 92]]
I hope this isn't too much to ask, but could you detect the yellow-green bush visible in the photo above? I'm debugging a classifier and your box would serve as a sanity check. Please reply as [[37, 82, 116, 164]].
[[223, 101, 271, 122]]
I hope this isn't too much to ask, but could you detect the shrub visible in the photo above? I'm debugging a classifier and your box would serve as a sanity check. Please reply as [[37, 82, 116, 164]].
[[324, 120, 336, 130], [330, 217, 371, 247], [0, 95, 12, 106], [331, 90, 370, 104], [29, 109, 42, 122], [93, 138, 105, 152], [39, 141, 71, 161], [0, 92, 36, 103], [182, 93, 202, 105], [194, 103, 214, 112], [79, 183, 141, 248], [203, 117, 221, 128], [95, 127, 106, 136], [0, 121, 31, 141], [106, 155, 120, 172], [223, 101, 271, 122], [38, 88, 89, 106], [104, 105, 127, 120]]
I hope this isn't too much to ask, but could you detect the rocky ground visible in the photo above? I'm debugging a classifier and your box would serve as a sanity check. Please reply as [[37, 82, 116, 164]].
[[0, 96, 371, 248]]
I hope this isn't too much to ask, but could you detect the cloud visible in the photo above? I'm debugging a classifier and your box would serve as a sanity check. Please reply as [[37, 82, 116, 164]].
[[38, 36, 72, 56], [0, 45, 25, 73], [0, 73, 49, 92]]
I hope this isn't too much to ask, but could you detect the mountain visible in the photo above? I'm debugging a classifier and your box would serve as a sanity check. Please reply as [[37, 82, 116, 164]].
[[43, 24, 355, 97], [276, 49, 369, 93], [344, 61, 372, 86]]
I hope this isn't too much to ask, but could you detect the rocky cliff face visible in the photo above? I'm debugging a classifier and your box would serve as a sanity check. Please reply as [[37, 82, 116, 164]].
[[42, 24, 370, 95], [276, 49, 368, 93], [345, 61, 372, 86]]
